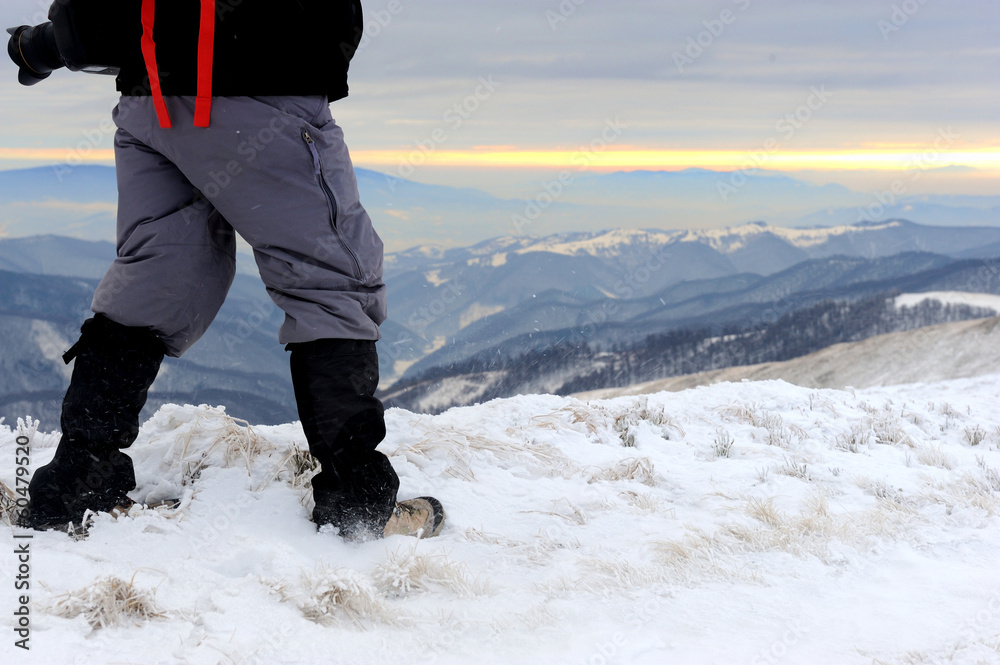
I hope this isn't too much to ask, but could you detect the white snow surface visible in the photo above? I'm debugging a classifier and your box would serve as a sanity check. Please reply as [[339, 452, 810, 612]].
[[3, 375, 1000, 664]]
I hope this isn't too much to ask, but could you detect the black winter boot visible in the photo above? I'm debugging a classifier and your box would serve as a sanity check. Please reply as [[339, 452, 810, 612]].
[[23, 315, 165, 530], [287, 339, 400, 541]]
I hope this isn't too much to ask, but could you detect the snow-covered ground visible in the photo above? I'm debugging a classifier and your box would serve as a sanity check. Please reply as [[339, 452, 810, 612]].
[[3, 375, 1000, 664]]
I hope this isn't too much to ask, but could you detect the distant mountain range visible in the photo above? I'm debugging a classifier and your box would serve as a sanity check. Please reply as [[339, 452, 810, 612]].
[[2, 218, 1000, 428], [382, 291, 1000, 414], [381, 220, 1000, 382], [1, 165, 997, 251]]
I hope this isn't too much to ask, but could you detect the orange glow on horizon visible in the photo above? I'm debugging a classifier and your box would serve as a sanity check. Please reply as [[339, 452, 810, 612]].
[[0, 148, 115, 163], [351, 148, 1000, 173], [2, 146, 999, 175]]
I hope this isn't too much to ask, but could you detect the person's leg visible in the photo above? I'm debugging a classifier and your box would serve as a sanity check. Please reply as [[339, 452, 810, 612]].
[[116, 95, 386, 345], [108, 96, 444, 538], [93, 102, 238, 356], [287, 339, 398, 539], [114, 96, 402, 536], [25, 101, 237, 529], [25, 315, 164, 528]]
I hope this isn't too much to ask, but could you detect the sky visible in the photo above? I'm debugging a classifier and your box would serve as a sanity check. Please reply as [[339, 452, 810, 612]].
[[0, 0, 997, 199]]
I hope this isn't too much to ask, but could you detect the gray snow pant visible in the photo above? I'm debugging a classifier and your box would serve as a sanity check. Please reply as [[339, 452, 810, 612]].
[[93, 95, 386, 357]]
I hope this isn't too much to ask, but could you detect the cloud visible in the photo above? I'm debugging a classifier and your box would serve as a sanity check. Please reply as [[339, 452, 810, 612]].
[[0, 0, 996, 194]]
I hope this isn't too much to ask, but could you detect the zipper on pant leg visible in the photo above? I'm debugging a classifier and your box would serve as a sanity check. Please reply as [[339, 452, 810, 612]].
[[302, 128, 364, 281]]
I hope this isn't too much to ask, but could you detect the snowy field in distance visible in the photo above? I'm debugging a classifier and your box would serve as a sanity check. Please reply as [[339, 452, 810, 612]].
[[895, 291, 1000, 313], [2, 375, 1000, 665], [580, 314, 1000, 399]]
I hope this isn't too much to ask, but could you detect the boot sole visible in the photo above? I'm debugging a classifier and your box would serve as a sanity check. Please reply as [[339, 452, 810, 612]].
[[417, 496, 446, 538]]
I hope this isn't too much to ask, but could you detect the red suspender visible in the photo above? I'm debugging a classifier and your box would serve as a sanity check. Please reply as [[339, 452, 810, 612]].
[[140, 0, 217, 129], [140, 0, 172, 128], [194, 0, 216, 128]]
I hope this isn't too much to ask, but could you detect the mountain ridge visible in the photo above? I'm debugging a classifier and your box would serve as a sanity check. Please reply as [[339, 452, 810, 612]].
[[3, 164, 998, 250], [576, 313, 1000, 399]]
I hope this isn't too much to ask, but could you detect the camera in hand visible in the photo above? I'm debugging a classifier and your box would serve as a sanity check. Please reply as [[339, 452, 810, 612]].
[[7, 5, 119, 88], [7, 23, 64, 86]]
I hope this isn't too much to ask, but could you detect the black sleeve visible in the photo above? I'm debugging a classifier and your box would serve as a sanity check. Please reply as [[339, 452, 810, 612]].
[[48, 0, 141, 70]]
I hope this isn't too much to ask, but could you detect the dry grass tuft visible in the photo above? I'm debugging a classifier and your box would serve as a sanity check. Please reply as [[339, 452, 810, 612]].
[[602, 398, 682, 447], [374, 548, 491, 597], [653, 528, 763, 585], [650, 488, 902, 583], [619, 490, 664, 514], [777, 457, 811, 481], [937, 476, 1000, 514], [520, 498, 588, 526], [264, 447, 321, 498], [720, 403, 802, 448], [16, 416, 40, 443], [964, 426, 987, 447], [47, 576, 164, 629], [588, 457, 657, 486], [977, 456, 1000, 492], [530, 405, 603, 436], [836, 424, 871, 453], [713, 429, 734, 458], [915, 444, 957, 470], [869, 412, 913, 447], [719, 402, 760, 425], [172, 409, 276, 486], [577, 556, 670, 592], [856, 476, 906, 502], [397, 423, 572, 482], [463, 528, 526, 549], [271, 565, 393, 628], [0, 479, 18, 525], [463, 528, 571, 567], [745, 497, 783, 527]]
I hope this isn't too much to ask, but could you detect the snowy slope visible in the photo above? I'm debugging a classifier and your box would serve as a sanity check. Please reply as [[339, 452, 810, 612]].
[[579, 315, 1000, 400], [3, 375, 1000, 665]]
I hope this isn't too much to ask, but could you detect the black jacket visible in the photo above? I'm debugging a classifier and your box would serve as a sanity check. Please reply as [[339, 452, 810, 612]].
[[51, 0, 363, 101]]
